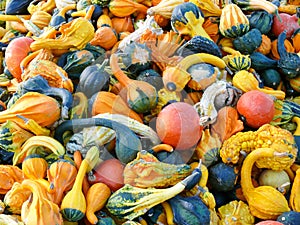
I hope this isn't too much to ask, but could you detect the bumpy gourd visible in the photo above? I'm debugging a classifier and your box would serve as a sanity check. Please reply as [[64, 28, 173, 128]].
[[220, 124, 297, 170], [0, 165, 24, 194], [123, 150, 192, 188], [241, 148, 291, 219]]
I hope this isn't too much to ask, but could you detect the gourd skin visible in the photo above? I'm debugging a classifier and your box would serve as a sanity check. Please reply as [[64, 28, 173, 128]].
[[220, 124, 297, 168]]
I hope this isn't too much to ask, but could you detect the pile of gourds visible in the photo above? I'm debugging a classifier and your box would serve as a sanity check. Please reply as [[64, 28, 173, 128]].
[[0, 0, 300, 224]]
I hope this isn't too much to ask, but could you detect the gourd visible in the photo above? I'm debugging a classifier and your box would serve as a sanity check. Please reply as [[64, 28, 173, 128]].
[[232, 70, 286, 100], [233, 28, 262, 55], [171, 2, 211, 40], [220, 124, 298, 168], [277, 30, 300, 79], [218, 200, 255, 225], [88, 91, 143, 123], [3, 182, 31, 214], [208, 162, 237, 192], [177, 35, 222, 58], [0, 92, 61, 131], [49, 4, 77, 28], [168, 195, 210, 225], [22, 154, 48, 180], [195, 129, 222, 167], [90, 26, 118, 50], [30, 17, 95, 53], [289, 168, 300, 212], [219, 3, 250, 38], [30, 10, 52, 29], [77, 60, 110, 98], [0, 120, 33, 153], [54, 118, 142, 164], [21, 179, 63, 225], [248, 10, 273, 34], [108, 0, 148, 17], [86, 183, 111, 224], [47, 159, 78, 205], [123, 150, 192, 188], [147, 0, 185, 19], [189, 0, 222, 17], [221, 46, 251, 72], [121, 42, 152, 75], [156, 102, 203, 150], [5, 0, 32, 14], [4, 36, 33, 81], [110, 53, 158, 114], [111, 16, 134, 34], [292, 28, 300, 52], [257, 34, 272, 55], [271, 37, 295, 60], [136, 69, 164, 91], [233, 0, 280, 17], [0, 165, 24, 194], [249, 52, 278, 71], [61, 146, 99, 222], [61, 49, 95, 79], [240, 148, 291, 220], [277, 211, 300, 225], [106, 166, 202, 220], [258, 169, 291, 193], [18, 75, 73, 120], [260, 69, 282, 90]]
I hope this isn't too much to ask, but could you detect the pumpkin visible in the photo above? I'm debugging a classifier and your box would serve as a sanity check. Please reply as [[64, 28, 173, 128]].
[[90, 26, 118, 50], [219, 3, 250, 38], [88, 158, 125, 192], [4, 36, 33, 81], [156, 102, 203, 150], [248, 10, 273, 34], [111, 16, 134, 34], [236, 90, 275, 129]]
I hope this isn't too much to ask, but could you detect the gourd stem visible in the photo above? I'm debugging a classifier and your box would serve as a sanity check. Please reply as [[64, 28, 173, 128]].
[[110, 53, 132, 87]]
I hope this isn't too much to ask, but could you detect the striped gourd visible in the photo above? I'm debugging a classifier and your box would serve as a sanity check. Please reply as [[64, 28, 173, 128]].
[[219, 3, 250, 38]]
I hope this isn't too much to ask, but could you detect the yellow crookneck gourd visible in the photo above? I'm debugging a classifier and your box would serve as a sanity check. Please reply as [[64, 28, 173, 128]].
[[241, 147, 291, 220], [60, 146, 100, 222], [21, 179, 63, 225]]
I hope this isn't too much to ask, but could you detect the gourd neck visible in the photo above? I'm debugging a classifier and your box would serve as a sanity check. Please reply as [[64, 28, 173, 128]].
[[72, 159, 89, 192], [110, 53, 132, 87], [241, 148, 277, 199]]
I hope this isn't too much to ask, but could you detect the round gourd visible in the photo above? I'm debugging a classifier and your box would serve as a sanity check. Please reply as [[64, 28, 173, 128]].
[[249, 10, 273, 34], [5, 36, 34, 81], [258, 169, 290, 193], [137, 69, 164, 91], [260, 69, 282, 89], [236, 90, 275, 129], [208, 162, 237, 192], [277, 211, 300, 225], [156, 102, 203, 150]]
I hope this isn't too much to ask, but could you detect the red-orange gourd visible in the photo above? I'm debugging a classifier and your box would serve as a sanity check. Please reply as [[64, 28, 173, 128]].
[[236, 90, 275, 129], [255, 221, 284, 225], [5, 37, 34, 81], [156, 102, 203, 150]]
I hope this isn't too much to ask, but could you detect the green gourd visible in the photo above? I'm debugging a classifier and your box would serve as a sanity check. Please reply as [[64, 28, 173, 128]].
[[233, 28, 262, 54]]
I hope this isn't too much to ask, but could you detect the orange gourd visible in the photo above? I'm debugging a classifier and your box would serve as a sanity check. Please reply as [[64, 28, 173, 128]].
[[47, 159, 78, 205], [156, 102, 203, 150], [22, 154, 48, 180], [86, 182, 111, 224], [256, 34, 272, 55], [0, 165, 24, 194], [90, 26, 118, 50], [270, 38, 295, 60], [111, 16, 134, 33], [108, 0, 148, 17], [90, 91, 143, 123]]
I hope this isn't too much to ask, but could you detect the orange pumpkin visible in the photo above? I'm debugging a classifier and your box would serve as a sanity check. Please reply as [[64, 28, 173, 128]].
[[156, 102, 203, 150]]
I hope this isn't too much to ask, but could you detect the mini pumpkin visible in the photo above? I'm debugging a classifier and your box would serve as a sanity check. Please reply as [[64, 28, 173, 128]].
[[90, 26, 118, 50]]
